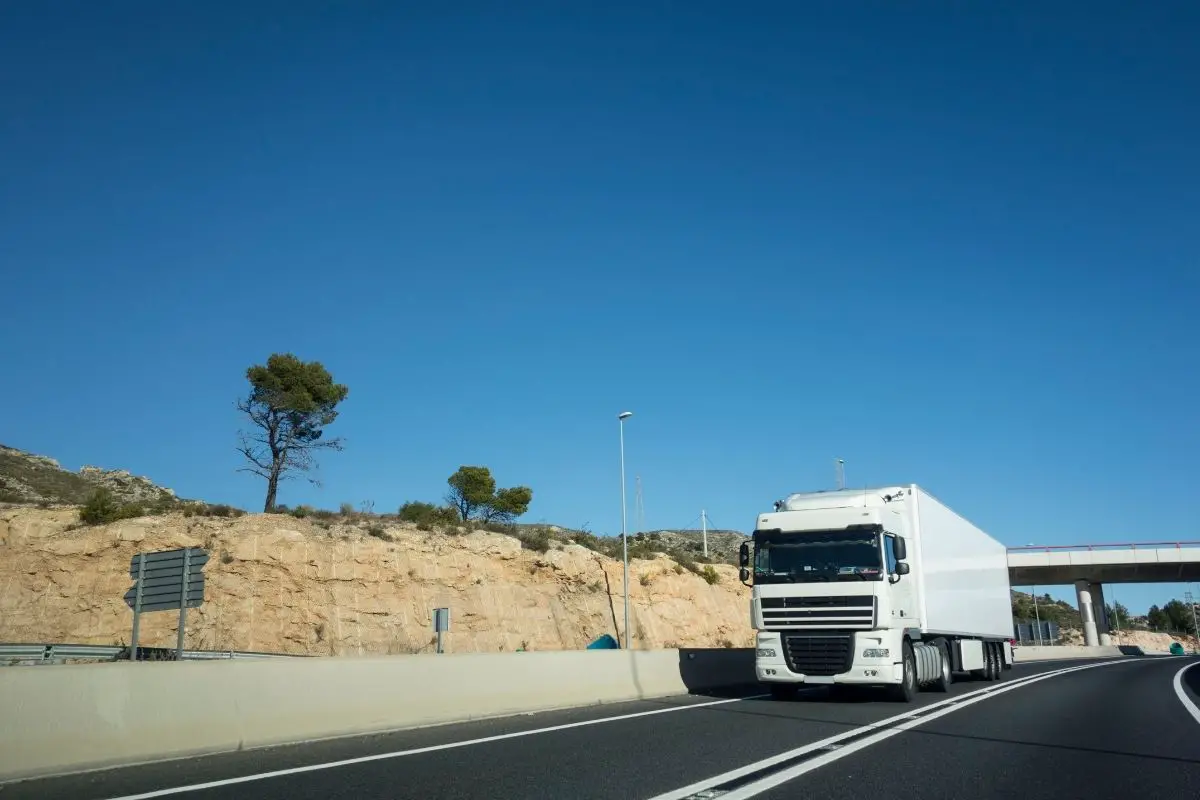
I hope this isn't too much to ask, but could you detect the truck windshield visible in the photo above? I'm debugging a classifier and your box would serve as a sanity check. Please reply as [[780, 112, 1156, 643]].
[[753, 529, 883, 584]]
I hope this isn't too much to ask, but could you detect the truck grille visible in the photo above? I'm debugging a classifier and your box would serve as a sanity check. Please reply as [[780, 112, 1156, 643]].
[[759, 596, 874, 630], [782, 633, 854, 676]]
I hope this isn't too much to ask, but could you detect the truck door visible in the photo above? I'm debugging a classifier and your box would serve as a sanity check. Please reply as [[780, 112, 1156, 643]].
[[884, 533, 918, 624]]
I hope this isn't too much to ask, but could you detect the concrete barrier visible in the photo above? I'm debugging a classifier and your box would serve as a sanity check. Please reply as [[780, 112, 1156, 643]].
[[0, 647, 756, 782], [1013, 645, 1126, 662]]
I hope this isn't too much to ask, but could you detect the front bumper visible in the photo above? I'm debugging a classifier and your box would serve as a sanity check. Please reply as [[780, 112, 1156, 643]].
[[755, 630, 904, 685]]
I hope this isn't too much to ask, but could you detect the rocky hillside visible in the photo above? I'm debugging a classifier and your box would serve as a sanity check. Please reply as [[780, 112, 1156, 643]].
[[0, 507, 753, 655], [634, 529, 748, 566], [0, 444, 176, 505]]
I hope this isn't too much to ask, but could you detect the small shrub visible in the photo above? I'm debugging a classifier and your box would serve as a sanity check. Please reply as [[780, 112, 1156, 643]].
[[311, 508, 338, 521], [78, 489, 148, 526], [700, 565, 720, 585], [720, 637, 734, 648], [416, 521, 433, 532], [673, 564, 685, 575], [206, 504, 242, 518], [367, 524, 392, 541], [339, 502, 355, 516], [639, 573, 653, 587], [220, 550, 234, 564], [289, 505, 314, 519], [517, 527, 553, 553], [399, 501, 460, 529]]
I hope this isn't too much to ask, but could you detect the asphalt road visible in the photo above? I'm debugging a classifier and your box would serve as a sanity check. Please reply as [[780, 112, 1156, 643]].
[[4, 657, 1198, 800]]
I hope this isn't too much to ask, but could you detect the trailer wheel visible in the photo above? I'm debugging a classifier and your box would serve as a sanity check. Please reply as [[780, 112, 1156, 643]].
[[930, 640, 952, 693], [988, 642, 1001, 681], [888, 641, 918, 703], [992, 643, 1006, 680]]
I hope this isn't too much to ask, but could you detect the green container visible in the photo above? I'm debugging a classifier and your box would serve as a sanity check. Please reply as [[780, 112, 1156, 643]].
[[1169, 641, 1185, 656]]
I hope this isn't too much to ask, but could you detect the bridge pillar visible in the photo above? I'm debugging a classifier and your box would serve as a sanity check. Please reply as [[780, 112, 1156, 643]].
[[1075, 580, 1100, 647], [1091, 583, 1113, 645]]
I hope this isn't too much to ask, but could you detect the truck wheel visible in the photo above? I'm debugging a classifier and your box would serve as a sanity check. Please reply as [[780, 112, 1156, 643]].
[[888, 642, 918, 703], [930, 641, 952, 692], [769, 684, 799, 700], [991, 643, 1005, 681]]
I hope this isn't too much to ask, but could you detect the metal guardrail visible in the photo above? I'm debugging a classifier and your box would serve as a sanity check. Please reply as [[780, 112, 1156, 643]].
[[0, 643, 308, 665]]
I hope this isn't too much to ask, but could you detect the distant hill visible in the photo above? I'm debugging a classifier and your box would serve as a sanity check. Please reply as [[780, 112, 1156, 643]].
[[0, 444, 176, 506], [635, 529, 748, 566], [1011, 589, 1082, 630]]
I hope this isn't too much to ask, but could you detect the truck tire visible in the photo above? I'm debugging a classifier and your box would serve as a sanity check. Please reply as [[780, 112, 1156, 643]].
[[930, 640, 952, 693], [888, 641, 918, 703], [990, 643, 1002, 680]]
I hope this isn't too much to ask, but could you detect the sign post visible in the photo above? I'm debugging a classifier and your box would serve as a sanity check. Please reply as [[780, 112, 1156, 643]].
[[433, 607, 450, 654], [125, 547, 208, 661]]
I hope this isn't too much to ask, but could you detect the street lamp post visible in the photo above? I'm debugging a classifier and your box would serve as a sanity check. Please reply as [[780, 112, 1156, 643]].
[[618, 411, 633, 649]]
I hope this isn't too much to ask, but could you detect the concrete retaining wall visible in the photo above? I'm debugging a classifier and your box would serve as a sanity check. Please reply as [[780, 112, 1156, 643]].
[[0, 647, 755, 781], [1013, 645, 1126, 661]]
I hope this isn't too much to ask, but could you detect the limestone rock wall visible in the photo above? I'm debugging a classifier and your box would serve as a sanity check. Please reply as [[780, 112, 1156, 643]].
[[0, 508, 753, 655]]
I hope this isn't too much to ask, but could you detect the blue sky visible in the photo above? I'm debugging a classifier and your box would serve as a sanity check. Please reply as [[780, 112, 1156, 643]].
[[2, 3, 1197, 613]]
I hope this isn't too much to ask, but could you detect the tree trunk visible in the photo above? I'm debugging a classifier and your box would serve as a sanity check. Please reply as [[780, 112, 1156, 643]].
[[264, 474, 279, 513]]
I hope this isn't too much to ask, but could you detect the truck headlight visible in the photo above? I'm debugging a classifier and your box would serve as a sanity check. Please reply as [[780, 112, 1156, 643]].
[[756, 648, 777, 658], [863, 648, 890, 659]]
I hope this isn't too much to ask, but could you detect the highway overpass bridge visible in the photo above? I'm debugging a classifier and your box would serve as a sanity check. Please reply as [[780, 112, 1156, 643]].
[[1007, 541, 1200, 646]]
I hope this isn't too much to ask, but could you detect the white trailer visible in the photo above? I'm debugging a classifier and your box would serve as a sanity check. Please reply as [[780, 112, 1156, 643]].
[[738, 485, 1013, 702]]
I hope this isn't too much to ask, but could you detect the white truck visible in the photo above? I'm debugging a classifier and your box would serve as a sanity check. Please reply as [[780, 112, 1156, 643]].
[[738, 485, 1014, 702]]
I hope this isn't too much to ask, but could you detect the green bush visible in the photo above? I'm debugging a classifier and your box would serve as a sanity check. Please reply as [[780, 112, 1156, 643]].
[[79, 489, 147, 526], [700, 565, 721, 585], [367, 524, 392, 541], [516, 527, 553, 553], [398, 501, 460, 529]]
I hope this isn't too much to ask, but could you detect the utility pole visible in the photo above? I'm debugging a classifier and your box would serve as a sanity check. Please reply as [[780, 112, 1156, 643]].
[[617, 412, 633, 650], [835, 459, 845, 490], [701, 509, 708, 559]]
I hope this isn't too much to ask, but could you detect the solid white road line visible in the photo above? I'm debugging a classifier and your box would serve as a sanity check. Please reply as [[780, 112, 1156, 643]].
[[100, 693, 767, 799], [1172, 660, 1200, 726], [650, 659, 1135, 800]]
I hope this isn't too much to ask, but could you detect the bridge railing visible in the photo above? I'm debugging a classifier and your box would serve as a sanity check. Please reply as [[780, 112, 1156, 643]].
[[1007, 540, 1200, 553]]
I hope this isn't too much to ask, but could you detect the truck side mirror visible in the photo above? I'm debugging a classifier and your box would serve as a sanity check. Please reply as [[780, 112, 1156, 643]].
[[893, 537, 907, 560], [738, 542, 750, 567], [895, 562, 910, 575], [739, 567, 750, 585]]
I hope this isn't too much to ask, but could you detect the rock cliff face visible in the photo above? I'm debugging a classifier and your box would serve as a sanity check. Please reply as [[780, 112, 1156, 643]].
[[0, 508, 753, 655], [0, 445, 175, 505]]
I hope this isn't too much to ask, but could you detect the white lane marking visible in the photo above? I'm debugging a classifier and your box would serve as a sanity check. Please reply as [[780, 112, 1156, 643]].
[[651, 659, 1134, 800], [1172, 660, 1200, 725], [100, 693, 767, 799]]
